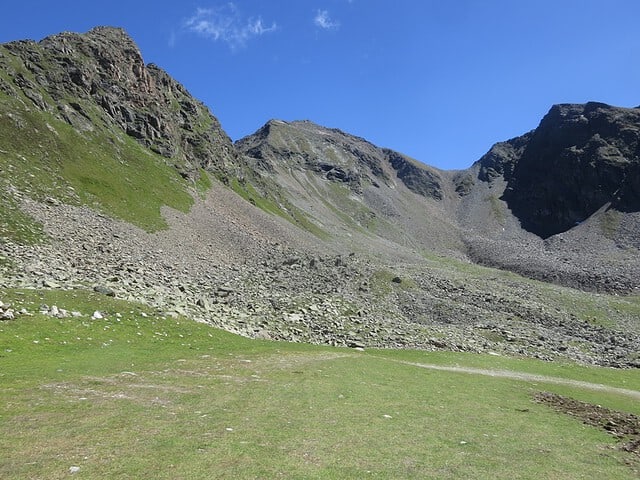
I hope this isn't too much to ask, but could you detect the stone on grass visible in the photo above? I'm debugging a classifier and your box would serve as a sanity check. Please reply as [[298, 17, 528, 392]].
[[94, 285, 116, 297]]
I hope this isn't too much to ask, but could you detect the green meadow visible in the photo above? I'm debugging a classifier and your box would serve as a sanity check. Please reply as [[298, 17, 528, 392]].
[[1, 288, 638, 479]]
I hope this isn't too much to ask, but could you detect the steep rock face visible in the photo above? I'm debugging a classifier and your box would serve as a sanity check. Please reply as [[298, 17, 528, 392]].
[[460, 102, 640, 292], [0, 26, 238, 179], [493, 103, 640, 238], [384, 148, 443, 200], [475, 132, 532, 183]]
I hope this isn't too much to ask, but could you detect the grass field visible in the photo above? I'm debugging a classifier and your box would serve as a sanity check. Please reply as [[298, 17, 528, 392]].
[[1, 288, 638, 479]]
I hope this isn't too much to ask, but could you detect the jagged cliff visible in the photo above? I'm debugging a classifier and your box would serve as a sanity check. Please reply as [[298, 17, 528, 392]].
[[0, 26, 238, 180], [493, 103, 640, 238]]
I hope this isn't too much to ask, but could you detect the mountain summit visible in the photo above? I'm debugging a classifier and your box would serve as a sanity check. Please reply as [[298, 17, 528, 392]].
[[0, 26, 238, 180], [475, 102, 640, 238]]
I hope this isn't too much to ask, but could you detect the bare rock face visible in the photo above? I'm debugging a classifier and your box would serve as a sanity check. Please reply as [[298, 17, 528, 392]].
[[383, 148, 443, 200], [0, 26, 238, 180], [461, 102, 640, 293], [494, 103, 640, 238], [236, 119, 444, 200], [476, 132, 532, 184]]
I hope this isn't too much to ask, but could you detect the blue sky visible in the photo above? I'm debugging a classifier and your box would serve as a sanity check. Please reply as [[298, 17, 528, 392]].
[[1, 1, 639, 170]]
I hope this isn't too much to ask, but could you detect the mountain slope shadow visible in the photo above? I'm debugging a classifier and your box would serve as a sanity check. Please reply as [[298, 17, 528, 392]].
[[497, 102, 640, 238]]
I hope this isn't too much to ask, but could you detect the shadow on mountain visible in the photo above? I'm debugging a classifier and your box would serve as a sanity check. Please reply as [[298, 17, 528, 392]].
[[492, 103, 640, 238]]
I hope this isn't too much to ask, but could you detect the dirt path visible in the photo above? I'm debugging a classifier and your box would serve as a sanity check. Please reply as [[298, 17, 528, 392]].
[[387, 359, 640, 400]]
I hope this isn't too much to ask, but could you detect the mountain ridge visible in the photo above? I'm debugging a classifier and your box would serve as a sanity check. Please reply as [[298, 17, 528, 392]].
[[1, 26, 639, 367], [0, 26, 240, 181]]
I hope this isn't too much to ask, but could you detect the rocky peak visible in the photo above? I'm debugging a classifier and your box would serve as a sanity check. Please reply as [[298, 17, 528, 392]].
[[42, 26, 147, 80], [237, 119, 444, 200], [474, 132, 532, 183], [478, 102, 640, 238], [0, 26, 238, 180]]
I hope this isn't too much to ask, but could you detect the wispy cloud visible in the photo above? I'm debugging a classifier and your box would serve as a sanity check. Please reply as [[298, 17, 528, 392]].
[[314, 9, 340, 29], [184, 4, 277, 50], [168, 31, 177, 48]]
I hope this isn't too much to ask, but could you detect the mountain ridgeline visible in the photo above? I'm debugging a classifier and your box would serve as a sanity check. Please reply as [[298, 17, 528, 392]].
[[483, 103, 640, 238], [1, 27, 639, 291], [0, 26, 238, 181], [2, 27, 640, 367]]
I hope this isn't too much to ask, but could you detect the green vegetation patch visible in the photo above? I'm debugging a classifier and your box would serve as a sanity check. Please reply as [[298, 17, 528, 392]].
[[370, 269, 417, 297], [600, 209, 621, 239], [229, 176, 329, 239], [0, 94, 194, 239], [194, 168, 212, 198], [0, 191, 46, 244], [0, 287, 639, 478]]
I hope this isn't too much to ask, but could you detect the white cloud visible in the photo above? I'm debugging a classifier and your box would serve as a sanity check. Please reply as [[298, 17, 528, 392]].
[[247, 17, 276, 36], [314, 9, 340, 29], [184, 4, 277, 50]]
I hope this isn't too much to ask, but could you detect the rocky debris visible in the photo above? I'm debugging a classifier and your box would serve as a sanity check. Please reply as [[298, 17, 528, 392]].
[[464, 234, 640, 294], [0, 301, 16, 320], [1, 198, 638, 368], [94, 285, 116, 297], [535, 391, 640, 458], [0, 301, 80, 320]]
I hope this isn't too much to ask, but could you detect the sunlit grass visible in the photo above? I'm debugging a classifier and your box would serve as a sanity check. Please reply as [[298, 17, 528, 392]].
[[0, 94, 195, 240], [0, 288, 638, 479]]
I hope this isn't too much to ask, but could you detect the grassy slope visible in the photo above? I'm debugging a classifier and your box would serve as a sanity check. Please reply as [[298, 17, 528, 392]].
[[0, 93, 194, 243], [1, 288, 638, 479], [227, 175, 330, 240]]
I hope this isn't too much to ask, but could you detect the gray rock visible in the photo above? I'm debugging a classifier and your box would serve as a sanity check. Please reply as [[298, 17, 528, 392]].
[[94, 285, 116, 297]]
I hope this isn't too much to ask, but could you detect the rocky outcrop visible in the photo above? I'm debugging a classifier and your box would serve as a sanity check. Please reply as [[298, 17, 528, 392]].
[[383, 149, 443, 200], [237, 119, 444, 199], [0, 26, 238, 180], [475, 132, 532, 183], [489, 103, 640, 238]]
